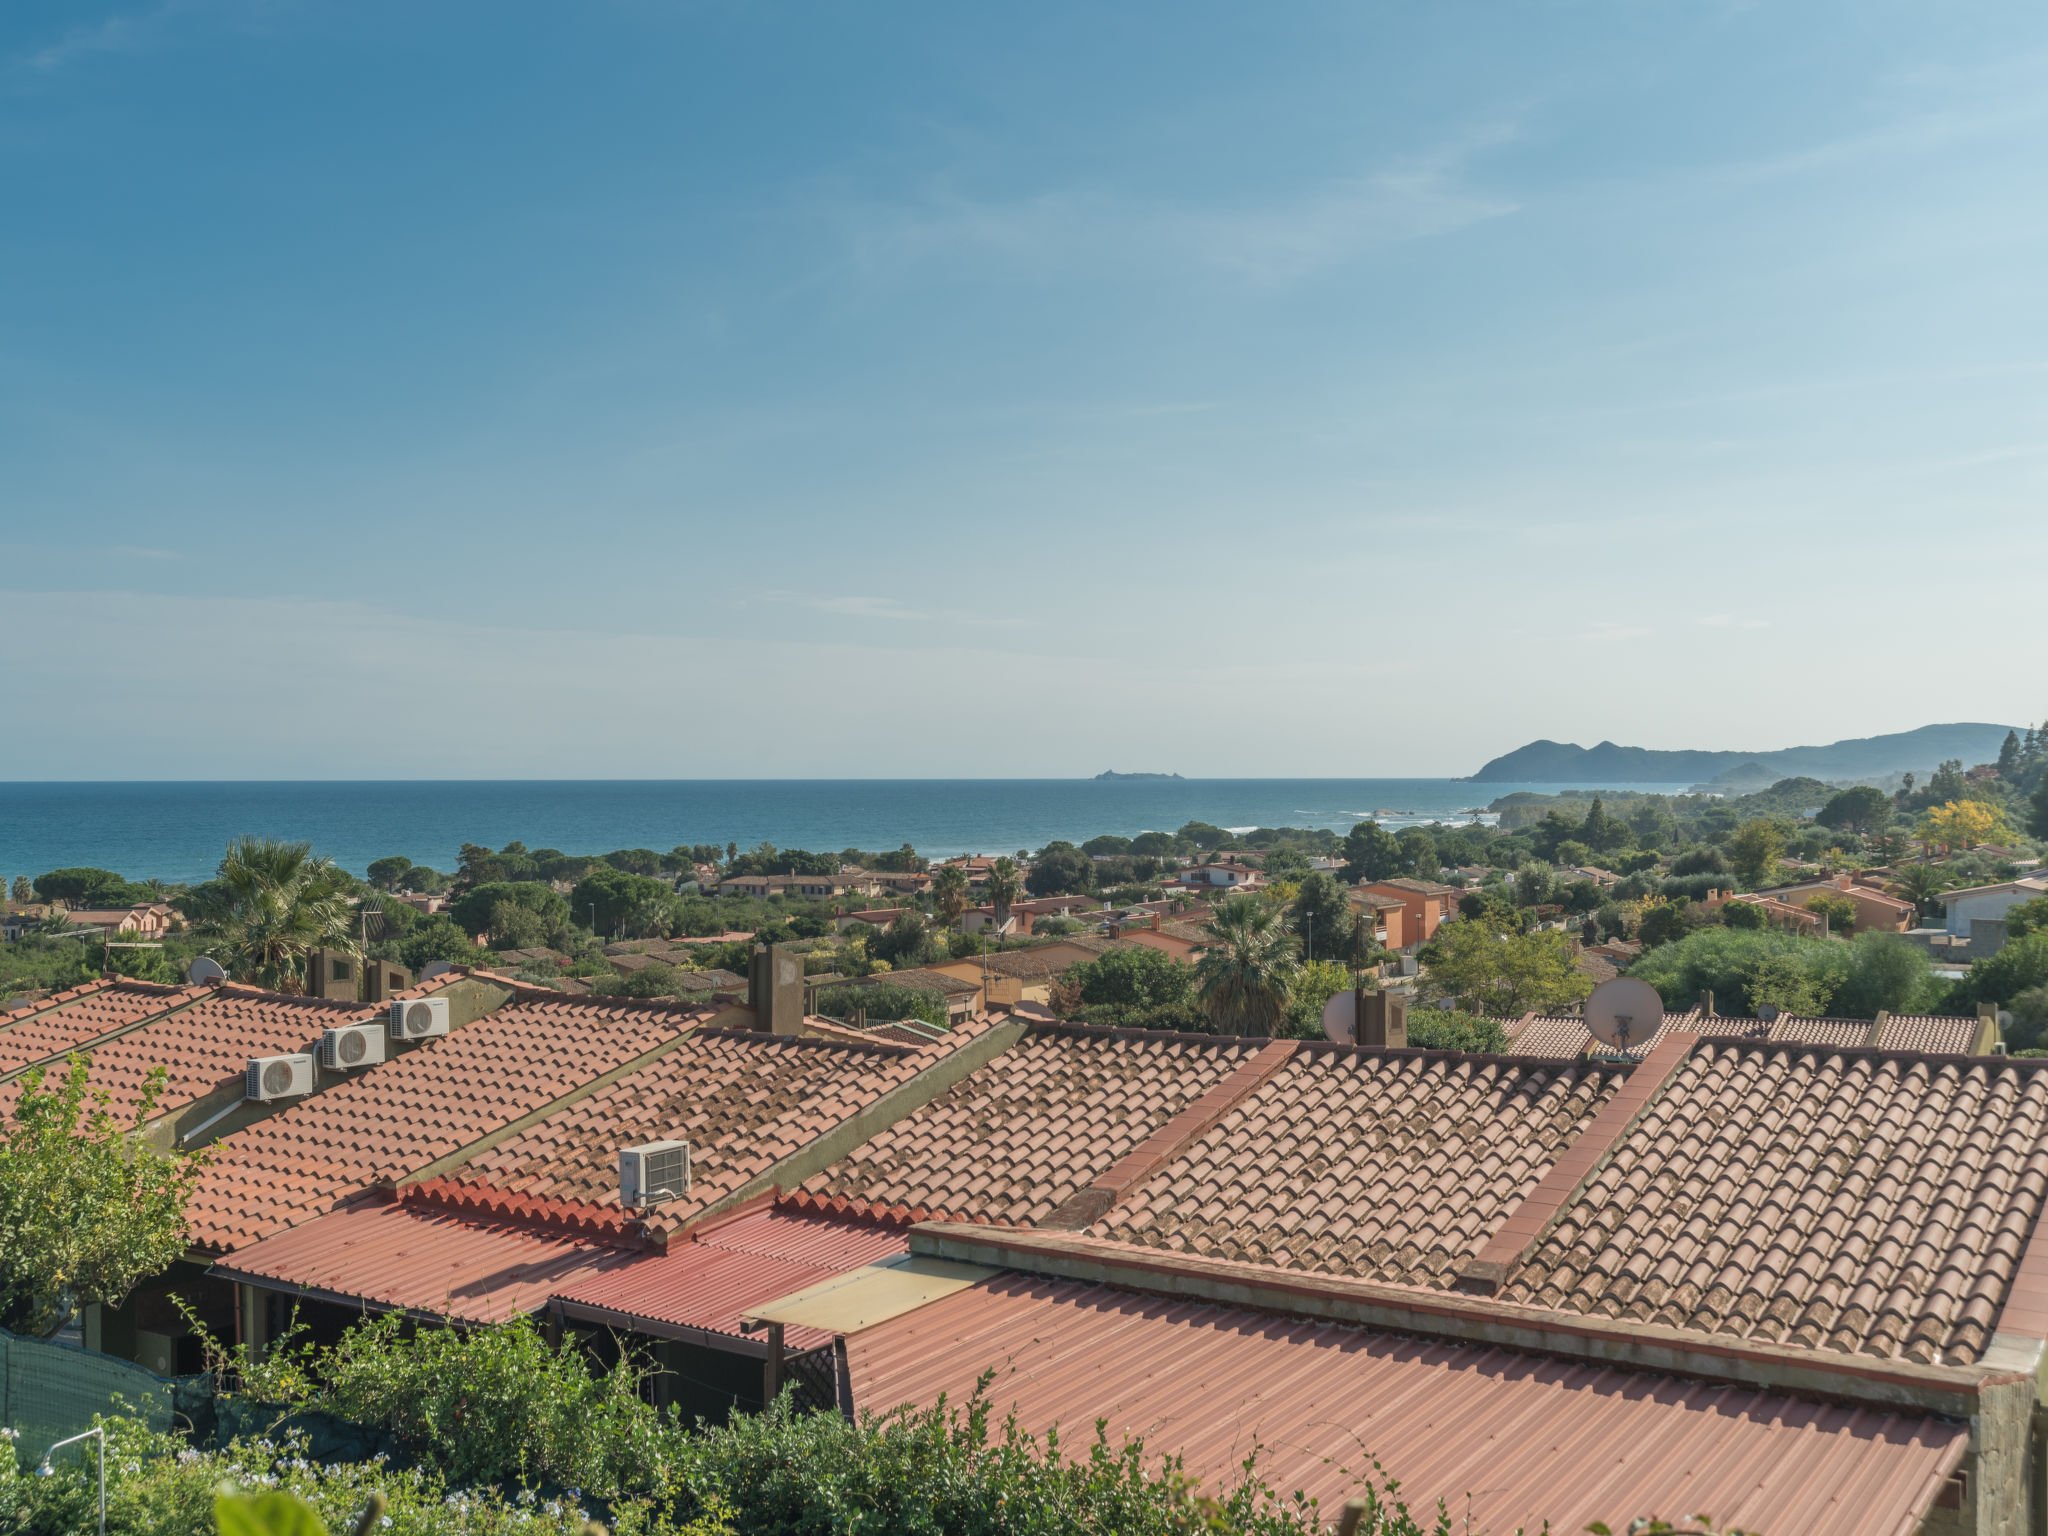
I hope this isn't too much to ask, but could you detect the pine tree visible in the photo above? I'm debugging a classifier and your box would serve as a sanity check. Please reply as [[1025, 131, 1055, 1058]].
[[1999, 730, 2022, 776]]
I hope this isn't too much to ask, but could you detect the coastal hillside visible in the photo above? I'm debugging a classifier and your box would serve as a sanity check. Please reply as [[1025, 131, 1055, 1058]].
[[1471, 722, 2019, 783]]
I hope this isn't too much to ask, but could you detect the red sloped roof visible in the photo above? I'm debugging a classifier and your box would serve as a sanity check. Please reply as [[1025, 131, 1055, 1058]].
[[549, 1206, 910, 1351], [209, 1195, 641, 1324], [0, 986, 387, 1125], [0, 980, 206, 1077], [847, 1272, 1967, 1536], [185, 994, 708, 1254]]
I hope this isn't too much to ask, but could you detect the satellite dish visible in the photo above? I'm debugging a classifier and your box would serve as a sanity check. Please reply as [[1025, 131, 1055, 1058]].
[[1584, 977, 1665, 1054], [1757, 1002, 1780, 1023], [187, 957, 226, 985], [420, 960, 455, 980], [1321, 990, 1357, 1044]]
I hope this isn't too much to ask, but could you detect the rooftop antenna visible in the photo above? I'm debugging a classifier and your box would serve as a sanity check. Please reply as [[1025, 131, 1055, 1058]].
[[187, 957, 226, 986], [1585, 976, 1665, 1057]]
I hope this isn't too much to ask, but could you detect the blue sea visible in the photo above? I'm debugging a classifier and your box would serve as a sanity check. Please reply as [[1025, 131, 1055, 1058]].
[[0, 780, 1696, 885]]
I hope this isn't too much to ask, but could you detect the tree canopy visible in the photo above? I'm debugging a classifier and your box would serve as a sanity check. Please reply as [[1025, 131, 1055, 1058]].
[[0, 1058, 206, 1338]]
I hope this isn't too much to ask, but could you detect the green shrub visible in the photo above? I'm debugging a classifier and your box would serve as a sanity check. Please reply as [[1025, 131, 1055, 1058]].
[[1405, 1010, 1509, 1052], [0, 1414, 720, 1536], [1631, 926, 1944, 1019], [1951, 933, 2048, 1012], [813, 982, 946, 1028]]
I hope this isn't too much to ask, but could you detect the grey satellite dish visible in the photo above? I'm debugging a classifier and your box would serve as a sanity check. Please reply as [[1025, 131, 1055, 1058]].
[[1584, 977, 1665, 1053], [187, 957, 226, 985], [420, 960, 455, 980], [1757, 1002, 1780, 1023], [2000, 1010, 2015, 1030], [1321, 990, 1357, 1045]]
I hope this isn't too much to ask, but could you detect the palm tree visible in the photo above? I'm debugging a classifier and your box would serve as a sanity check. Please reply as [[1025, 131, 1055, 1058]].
[[933, 864, 971, 931], [1890, 861, 1954, 923], [1194, 894, 1295, 1038], [201, 837, 358, 991], [985, 856, 1022, 935]]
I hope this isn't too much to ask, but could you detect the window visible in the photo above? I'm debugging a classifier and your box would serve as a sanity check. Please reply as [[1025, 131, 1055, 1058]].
[[331, 959, 352, 981]]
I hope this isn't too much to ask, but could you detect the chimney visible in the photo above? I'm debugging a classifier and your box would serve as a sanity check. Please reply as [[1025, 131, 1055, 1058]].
[[750, 943, 804, 1036], [1700, 989, 1714, 1017], [1359, 990, 1407, 1049]]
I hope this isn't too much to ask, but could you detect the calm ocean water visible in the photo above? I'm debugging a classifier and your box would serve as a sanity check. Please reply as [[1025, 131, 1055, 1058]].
[[0, 780, 1694, 885]]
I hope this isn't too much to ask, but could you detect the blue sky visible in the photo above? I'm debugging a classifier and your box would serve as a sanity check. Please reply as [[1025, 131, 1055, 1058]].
[[3, 0, 2044, 778]]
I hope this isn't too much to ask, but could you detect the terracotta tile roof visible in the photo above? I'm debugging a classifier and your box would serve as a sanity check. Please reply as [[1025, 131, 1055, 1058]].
[[446, 1026, 962, 1234], [0, 984, 379, 1125], [1511, 1010, 1986, 1060], [0, 980, 204, 1077], [1092, 1047, 1625, 1286], [1769, 1016, 1879, 1050], [1878, 1014, 1983, 1054], [1502, 1008, 1726, 1060], [1499, 1043, 2048, 1363], [185, 994, 710, 1254], [792, 1025, 1264, 1226], [846, 1272, 1968, 1536]]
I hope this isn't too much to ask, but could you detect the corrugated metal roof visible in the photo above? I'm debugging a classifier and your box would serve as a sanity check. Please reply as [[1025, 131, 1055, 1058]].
[[210, 1198, 638, 1324], [847, 1273, 1967, 1536], [550, 1207, 909, 1351]]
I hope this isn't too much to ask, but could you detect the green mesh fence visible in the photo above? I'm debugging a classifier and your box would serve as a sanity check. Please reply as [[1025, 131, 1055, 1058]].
[[1, 1328, 184, 1462]]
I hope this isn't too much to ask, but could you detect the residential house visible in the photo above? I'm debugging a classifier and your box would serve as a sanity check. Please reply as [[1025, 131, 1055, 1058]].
[[1756, 873, 1918, 933], [853, 1025, 2039, 1534], [1941, 876, 2048, 940], [1360, 878, 1458, 946], [871, 871, 934, 897], [205, 1015, 1016, 1416], [1702, 890, 1823, 936], [49, 978, 2048, 1530], [927, 939, 1128, 1007], [835, 907, 914, 934], [1177, 863, 1266, 891], [958, 905, 1029, 936], [1108, 914, 1211, 963], [42, 902, 179, 940], [1346, 890, 1407, 949]]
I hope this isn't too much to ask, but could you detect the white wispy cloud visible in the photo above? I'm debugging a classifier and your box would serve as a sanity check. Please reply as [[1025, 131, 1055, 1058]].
[[775, 592, 1030, 628], [826, 124, 1520, 287], [16, 1, 185, 75]]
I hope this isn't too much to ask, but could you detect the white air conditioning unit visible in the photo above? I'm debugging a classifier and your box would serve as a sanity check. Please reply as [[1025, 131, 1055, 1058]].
[[319, 1022, 387, 1071], [619, 1140, 691, 1207], [245, 1053, 315, 1102], [388, 996, 450, 1042]]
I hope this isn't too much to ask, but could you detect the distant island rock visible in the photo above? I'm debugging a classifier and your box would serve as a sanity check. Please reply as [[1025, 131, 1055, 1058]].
[[1095, 770, 1185, 781], [1469, 722, 2019, 784]]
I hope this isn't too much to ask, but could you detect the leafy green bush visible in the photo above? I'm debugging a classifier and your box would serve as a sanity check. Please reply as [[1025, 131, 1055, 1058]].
[[813, 982, 946, 1028], [1404, 1010, 1509, 1052], [1064, 946, 1206, 1032], [1949, 933, 2048, 1011], [1630, 927, 1943, 1017], [0, 1413, 721, 1536]]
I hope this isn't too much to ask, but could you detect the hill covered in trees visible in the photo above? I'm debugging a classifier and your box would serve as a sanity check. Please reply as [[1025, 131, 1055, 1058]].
[[1470, 722, 2018, 784]]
